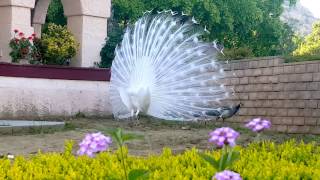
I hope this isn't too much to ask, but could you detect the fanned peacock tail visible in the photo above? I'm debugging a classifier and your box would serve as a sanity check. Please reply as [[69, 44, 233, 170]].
[[110, 11, 231, 121]]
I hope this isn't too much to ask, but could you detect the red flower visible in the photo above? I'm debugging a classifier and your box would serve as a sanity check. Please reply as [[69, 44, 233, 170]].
[[18, 32, 24, 37], [14, 29, 19, 33], [32, 33, 36, 37], [28, 36, 33, 40], [14, 38, 19, 43]]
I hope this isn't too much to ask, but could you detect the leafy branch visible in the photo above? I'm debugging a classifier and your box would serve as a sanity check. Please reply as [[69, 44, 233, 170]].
[[107, 128, 148, 180]]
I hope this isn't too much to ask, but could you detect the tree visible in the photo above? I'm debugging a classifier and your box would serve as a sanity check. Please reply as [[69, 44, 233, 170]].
[[43, 0, 67, 33], [99, 0, 297, 67], [293, 21, 320, 56]]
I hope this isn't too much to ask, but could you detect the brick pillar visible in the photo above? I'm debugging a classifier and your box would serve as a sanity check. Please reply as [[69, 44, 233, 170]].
[[0, 0, 35, 62]]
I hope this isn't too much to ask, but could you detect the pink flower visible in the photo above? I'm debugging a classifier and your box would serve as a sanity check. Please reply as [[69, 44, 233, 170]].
[[18, 32, 24, 37], [209, 127, 239, 148], [213, 170, 242, 180], [77, 132, 112, 157], [245, 118, 271, 132]]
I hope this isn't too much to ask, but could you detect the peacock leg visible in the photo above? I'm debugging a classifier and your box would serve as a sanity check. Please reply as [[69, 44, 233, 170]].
[[129, 109, 135, 125], [135, 109, 140, 117], [133, 110, 140, 126]]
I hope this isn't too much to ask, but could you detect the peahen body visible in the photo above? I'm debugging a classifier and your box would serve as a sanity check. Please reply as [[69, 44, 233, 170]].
[[110, 11, 231, 121], [217, 103, 242, 122]]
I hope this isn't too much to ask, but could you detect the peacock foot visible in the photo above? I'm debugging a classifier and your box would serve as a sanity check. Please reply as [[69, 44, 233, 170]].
[[197, 119, 208, 126], [128, 116, 141, 127]]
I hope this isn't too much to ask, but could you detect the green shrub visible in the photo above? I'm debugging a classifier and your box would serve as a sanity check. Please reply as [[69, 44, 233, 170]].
[[30, 36, 45, 64], [283, 54, 320, 63], [218, 47, 254, 60], [42, 0, 67, 33], [41, 23, 79, 65], [9, 30, 40, 63], [98, 21, 124, 68], [99, 0, 297, 67], [293, 21, 320, 57], [1, 140, 320, 179]]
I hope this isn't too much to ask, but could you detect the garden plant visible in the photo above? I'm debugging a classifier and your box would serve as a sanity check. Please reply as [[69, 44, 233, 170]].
[[9, 30, 41, 63], [1, 118, 320, 179], [2, 0, 320, 179]]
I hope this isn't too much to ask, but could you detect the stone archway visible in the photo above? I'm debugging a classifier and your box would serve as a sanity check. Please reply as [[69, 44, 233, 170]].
[[0, 0, 111, 67]]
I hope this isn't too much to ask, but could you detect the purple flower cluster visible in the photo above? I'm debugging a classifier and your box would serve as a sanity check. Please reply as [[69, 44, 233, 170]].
[[77, 132, 112, 157], [209, 127, 240, 148], [213, 170, 242, 180], [245, 118, 271, 132]]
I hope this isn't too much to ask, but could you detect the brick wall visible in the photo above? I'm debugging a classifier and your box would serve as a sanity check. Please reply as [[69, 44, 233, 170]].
[[223, 57, 320, 134]]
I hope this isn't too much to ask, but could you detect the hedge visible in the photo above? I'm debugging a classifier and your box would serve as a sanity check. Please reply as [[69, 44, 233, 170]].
[[0, 140, 319, 179]]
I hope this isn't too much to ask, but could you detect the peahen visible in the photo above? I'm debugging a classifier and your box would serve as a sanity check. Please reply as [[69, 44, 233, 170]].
[[110, 11, 231, 121], [217, 103, 242, 122]]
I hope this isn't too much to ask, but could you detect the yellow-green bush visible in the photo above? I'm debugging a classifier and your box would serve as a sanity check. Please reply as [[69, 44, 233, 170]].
[[293, 21, 320, 57], [41, 23, 79, 65], [1, 141, 320, 179], [218, 47, 254, 60]]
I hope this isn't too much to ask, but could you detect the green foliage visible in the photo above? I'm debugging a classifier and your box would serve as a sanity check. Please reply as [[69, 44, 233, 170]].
[[41, 23, 79, 65], [98, 22, 124, 68], [128, 169, 150, 180], [9, 31, 41, 63], [44, 0, 67, 28], [234, 141, 320, 179], [200, 146, 240, 172], [284, 54, 320, 63], [293, 21, 320, 57], [9, 36, 33, 63], [31, 36, 44, 64], [74, 111, 86, 118], [63, 140, 74, 157], [1, 141, 320, 179], [107, 128, 144, 148], [218, 47, 254, 60], [99, 0, 296, 67], [107, 128, 146, 180]]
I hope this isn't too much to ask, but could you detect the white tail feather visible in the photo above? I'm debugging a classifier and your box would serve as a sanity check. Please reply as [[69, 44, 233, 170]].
[[110, 12, 230, 121]]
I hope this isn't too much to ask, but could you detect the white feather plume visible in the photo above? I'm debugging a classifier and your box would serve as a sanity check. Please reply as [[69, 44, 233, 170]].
[[110, 11, 230, 121]]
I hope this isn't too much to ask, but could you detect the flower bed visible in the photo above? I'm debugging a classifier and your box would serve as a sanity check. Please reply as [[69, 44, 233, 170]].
[[0, 141, 318, 179], [1, 119, 319, 179]]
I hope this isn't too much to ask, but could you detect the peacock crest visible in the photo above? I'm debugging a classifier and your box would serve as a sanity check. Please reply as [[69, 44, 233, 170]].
[[110, 11, 232, 121]]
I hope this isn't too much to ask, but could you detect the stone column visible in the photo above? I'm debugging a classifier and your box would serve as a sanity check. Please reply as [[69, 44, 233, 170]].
[[61, 0, 111, 68], [32, 0, 51, 38], [0, 0, 35, 62]]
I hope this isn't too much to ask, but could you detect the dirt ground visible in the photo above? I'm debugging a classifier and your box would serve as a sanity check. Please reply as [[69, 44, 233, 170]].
[[0, 117, 320, 156]]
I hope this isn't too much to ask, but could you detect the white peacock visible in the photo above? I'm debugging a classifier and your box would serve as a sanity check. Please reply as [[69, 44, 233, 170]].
[[110, 11, 231, 121]]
